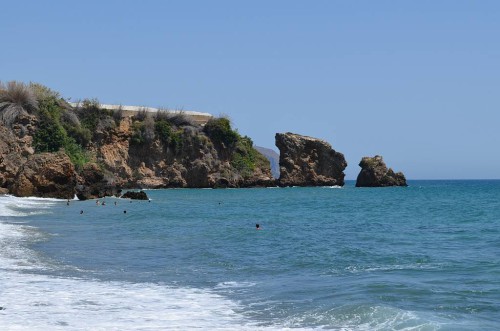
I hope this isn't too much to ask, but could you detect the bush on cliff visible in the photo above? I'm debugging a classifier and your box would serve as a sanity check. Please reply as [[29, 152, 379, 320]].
[[76, 98, 114, 135], [155, 119, 172, 145], [203, 117, 239, 148], [0, 81, 38, 126], [32, 85, 90, 170], [231, 136, 269, 178], [130, 116, 156, 145], [33, 91, 68, 153]]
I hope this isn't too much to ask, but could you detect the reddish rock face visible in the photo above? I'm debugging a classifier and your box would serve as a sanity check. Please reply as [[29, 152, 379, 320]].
[[0, 126, 26, 190], [11, 152, 77, 199], [355, 155, 407, 187], [275, 132, 347, 187]]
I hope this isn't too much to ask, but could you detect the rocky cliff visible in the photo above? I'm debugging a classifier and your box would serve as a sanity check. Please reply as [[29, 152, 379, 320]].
[[0, 82, 274, 199], [11, 152, 77, 199], [275, 132, 347, 187], [355, 155, 407, 187]]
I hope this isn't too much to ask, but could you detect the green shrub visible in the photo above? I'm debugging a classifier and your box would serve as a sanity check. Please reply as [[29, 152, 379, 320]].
[[155, 119, 172, 145], [33, 117, 67, 152], [32, 87, 91, 170], [231, 136, 269, 178], [63, 137, 90, 170], [76, 98, 113, 133], [203, 117, 239, 148], [65, 125, 92, 147], [170, 129, 183, 154], [33, 92, 67, 152], [130, 121, 145, 145]]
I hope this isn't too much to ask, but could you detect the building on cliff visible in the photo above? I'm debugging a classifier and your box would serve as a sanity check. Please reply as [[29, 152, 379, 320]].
[[69, 103, 213, 126]]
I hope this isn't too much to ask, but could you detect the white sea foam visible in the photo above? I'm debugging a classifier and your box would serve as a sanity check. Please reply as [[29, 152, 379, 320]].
[[0, 195, 60, 218], [215, 281, 257, 289], [0, 272, 264, 331], [0, 196, 446, 331], [0, 196, 311, 330]]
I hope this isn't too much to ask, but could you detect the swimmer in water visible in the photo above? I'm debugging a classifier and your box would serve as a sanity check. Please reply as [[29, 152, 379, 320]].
[[256, 223, 261, 230]]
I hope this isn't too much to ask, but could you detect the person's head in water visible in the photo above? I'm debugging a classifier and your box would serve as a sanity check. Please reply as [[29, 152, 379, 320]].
[[256, 223, 260, 230]]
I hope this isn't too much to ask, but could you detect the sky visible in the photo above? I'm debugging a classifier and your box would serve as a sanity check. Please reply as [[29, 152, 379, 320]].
[[1, 1, 499, 179]]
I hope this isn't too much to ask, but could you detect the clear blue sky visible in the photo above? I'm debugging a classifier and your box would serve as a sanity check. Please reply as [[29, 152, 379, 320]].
[[2, 1, 499, 179]]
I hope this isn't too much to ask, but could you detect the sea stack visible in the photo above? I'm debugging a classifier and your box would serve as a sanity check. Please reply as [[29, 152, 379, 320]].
[[355, 155, 407, 187], [275, 132, 347, 187]]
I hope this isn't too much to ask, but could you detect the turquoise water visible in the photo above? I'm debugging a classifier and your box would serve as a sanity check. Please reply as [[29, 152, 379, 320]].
[[1, 181, 499, 330]]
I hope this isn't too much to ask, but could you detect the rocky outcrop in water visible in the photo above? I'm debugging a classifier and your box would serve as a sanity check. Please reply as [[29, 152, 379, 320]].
[[275, 132, 347, 187], [355, 155, 407, 187], [121, 190, 149, 200]]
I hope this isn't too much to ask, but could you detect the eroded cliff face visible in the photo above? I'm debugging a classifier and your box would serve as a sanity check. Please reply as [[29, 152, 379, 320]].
[[0, 115, 37, 190], [0, 90, 275, 199], [87, 117, 274, 194], [355, 155, 407, 187], [275, 132, 347, 187], [11, 152, 77, 199]]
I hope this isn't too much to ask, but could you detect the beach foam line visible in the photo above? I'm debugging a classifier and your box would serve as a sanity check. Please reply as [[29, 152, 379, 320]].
[[0, 196, 315, 331]]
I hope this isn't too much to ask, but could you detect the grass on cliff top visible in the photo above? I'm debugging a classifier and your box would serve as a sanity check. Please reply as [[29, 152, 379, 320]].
[[3, 81, 269, 178], [0, 81, 39, 127]]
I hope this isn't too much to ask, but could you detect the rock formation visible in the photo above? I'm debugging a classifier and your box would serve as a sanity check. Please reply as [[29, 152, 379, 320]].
[[91, 116, 274, 190], [355, 155, 407, 187], [0, 82, 275, 199], [121, 191, 149, 200], [275, 132, 347, 186], [11, 152, 77, 199], [76, 163, 121, 200]]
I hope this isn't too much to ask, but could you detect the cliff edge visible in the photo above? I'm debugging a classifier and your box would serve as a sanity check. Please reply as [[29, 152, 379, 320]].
[[0, 82, 273, 199]]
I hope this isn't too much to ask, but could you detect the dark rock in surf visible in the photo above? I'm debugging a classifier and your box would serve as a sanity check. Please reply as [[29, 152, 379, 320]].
[[355, 155, 407, 187], [121, 190, 149, 200], [76, 163, 121, 200]]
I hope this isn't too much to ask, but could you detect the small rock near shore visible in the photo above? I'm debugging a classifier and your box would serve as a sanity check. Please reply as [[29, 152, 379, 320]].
[[121, 190, 149, 200]]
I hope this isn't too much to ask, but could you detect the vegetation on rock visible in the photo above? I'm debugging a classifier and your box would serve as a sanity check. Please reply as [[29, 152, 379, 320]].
[[0, 81, 38, 126], [0, 80, 274, 198], [203, 117, 239, 148]]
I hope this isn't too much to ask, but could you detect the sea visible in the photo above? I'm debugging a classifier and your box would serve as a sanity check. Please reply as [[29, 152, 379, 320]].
[[0, 180, 499, 330]]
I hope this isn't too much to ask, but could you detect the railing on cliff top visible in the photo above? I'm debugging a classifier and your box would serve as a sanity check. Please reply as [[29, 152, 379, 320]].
[[69, 102, 213, 126]]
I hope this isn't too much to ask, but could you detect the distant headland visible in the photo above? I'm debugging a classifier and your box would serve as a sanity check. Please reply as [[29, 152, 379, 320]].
[[0, 81, 406, 199]]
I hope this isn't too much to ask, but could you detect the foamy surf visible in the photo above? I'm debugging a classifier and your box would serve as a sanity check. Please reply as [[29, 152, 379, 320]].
[[0, 272, 269, 331], [0, 196, 311, 330], [0, 193, 470, 330]]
